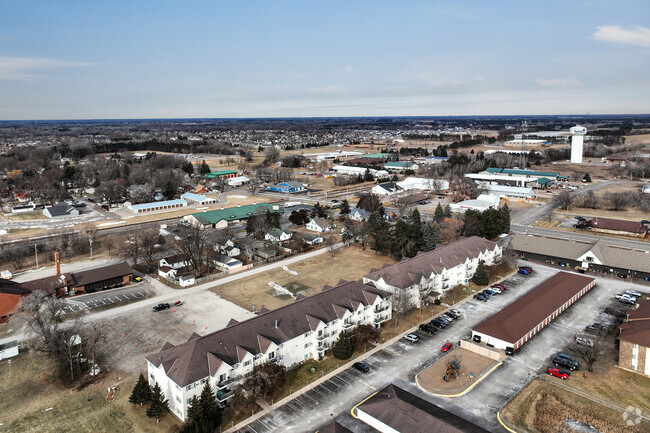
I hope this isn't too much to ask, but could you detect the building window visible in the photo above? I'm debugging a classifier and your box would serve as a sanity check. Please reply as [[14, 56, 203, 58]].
[[268, 351, 275, 360], [244, 360, 251, 367], [176, 396, 181, 403], [219, 373, 227, 382]]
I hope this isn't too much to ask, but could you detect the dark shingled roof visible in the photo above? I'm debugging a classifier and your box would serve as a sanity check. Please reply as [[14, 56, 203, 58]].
[[146, 280, 389, 387], [591, 217, 647, 235], [16, 262, 132, 294], [364, 236, 499, 289], [472, 272, 595, 344], [398, 192, 429, 205], [357, 384, 490, 433], [619, 297, 650, 348]]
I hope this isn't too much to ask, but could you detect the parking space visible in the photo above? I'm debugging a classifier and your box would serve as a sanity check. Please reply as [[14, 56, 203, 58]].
[[62, 286, 155, 314]]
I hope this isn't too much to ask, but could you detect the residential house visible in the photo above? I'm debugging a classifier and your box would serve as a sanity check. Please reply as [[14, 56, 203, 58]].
[[266, 181, 305, 193], [302, 233, 324, 245], [13, 192, 30, 202], [306, 218, 332, 233], [182, 203, 283, 229], [618, 296, 650, 376], [349, 208, 370, 222], [146, 280, 391, 421], [363, 236, 502, 309], [213, 255, 244, 273], [265, 228, 293, 243], [11, 202, 37, 214], [159, 255, 191, 270], [43, 204, 80, 218], [216, 239, 241, 257], [237, 238, 277, 261], [396, 193, 429, 206], [371, 182, 403, 196], [193, 185, 210, 194]]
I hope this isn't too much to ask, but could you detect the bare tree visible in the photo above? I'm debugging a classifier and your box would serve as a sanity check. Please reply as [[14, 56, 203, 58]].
[[326, 232, 337, 258], [581, 189, 599, 209], [609, 192, 631, 211], [137, 225, 164, 271], [391, 288, 413, 327], [553, 190, 575, 210], [173, 225, 210, 276], [81, 222, 98, 260], [82, 320, 109, 377]]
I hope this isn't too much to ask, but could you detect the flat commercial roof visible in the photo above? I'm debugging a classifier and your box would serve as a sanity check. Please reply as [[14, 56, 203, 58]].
[[472, 272, 595, 344], [129, 199, 186, 211]]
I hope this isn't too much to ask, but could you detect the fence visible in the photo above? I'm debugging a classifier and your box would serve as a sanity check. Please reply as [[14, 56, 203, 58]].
[[460, 340, 503, 361], [194, 270, 229, 285]]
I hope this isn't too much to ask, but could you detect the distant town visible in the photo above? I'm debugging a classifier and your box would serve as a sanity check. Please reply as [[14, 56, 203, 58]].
[[1, 115, 650, 433]]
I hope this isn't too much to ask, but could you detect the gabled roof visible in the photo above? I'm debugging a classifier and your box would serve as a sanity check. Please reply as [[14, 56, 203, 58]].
[[146, 280, 388, 386], [510, 233, 592, 261], [619, 297, 650, 348], [189, 203, 282, 225], [591, 217, 647, 234], [45, 204, 77, 216], [473, 272, 595, 344], [311, 217, 331, 228], [357, 384, 489, 433], [365, 236, 499, 289]]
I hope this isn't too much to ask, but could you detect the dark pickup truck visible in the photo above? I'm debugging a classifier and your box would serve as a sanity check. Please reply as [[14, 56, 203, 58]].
[[153, 303, 171, 312], [552, 353, 579, 371]]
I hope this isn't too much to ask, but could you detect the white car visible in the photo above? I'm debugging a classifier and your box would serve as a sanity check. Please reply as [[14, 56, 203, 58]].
[[625, 290, 643, 298], [450, 309, 461, 316], [616, 293, 637, 303], [403, 333, 419, 343], [490, 287, 502, 294]]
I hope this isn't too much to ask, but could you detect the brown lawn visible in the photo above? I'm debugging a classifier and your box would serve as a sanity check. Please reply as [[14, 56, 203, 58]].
[[210, 245, 397, 311]]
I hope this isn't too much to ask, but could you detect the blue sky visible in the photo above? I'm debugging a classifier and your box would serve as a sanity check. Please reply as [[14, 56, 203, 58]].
[[0, 0, 649, 119]]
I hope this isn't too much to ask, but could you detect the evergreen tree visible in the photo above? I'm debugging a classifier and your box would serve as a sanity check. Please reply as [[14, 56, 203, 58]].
[[422, 222, 443, 252], [198, 382, 221, 427], [478, 208, 502, 239], [339, 199, 351, 215], [472, 260, 489, 286], [186, 396, 203, 424], [443, 204, 452, 218], [583, 173, 591, 182], [410, 208, 421, 227], [434, 203, 444, 222], [332, 332, 354, 360], [199, 160, 211, 175], [146, 383, 169, 423], [342, 219, 356, 245], [499, 204, 511, 234], [129, 373, 152, 407], [461, 211, 482, 237], [162, 181, 176, 199], [311, 203, 327, 218]]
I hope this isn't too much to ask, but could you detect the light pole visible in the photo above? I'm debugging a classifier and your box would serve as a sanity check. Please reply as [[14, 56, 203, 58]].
[[34, 244, 38, 269], [89, 237, 93, 260]]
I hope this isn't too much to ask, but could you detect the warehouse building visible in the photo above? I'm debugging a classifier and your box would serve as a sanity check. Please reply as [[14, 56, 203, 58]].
[[128, 199, 187, 213], [182, 203, 283, 229], [471, 272, 595, 352], [180, 193, 218, 205]]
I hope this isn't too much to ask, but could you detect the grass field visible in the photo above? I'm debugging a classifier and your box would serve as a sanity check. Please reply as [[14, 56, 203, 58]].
[[501, 370, 650, 433], [0, 351, 180, 433], [2, 213, 47, 221], [210, 245, 397, 311]]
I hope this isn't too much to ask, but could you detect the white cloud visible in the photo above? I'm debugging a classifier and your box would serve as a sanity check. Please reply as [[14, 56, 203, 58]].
[[535, 78, 582, 87], [0, 56, 93, 80], [592, 25, 650, 48]]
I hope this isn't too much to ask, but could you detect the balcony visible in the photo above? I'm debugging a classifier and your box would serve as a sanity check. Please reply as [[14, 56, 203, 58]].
[[316, 333, 327, 341], [216, 388, 234, 403], [374, 306, 389, 313], [374, 315, 389, 325], [216, 378, 234, 389], [342, 322, 354, 329]]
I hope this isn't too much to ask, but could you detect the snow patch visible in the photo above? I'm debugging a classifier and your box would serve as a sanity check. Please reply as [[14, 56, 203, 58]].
[[268, 281, 295, 298], [282, 266, 298, 276]]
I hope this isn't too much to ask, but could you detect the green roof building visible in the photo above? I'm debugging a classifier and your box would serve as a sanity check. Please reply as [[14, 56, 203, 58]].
[[203, 170, 239, 179], [183, 203, 283, 229], [364, 153, 393, 159]]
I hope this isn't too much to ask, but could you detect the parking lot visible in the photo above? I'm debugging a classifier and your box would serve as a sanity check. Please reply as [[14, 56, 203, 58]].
[[235, 264, 649, 433], [61, 285, 155, 314]]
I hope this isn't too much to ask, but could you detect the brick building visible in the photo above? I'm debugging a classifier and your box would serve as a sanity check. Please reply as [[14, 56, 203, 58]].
[[618, 296, 650, 376]]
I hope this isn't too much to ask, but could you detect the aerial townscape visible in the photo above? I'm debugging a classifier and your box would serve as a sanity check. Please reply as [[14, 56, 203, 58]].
[[1, 2, 650, 433]]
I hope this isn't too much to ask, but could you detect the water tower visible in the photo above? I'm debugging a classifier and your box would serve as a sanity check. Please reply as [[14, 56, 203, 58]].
[[570, 125, 587, 163]]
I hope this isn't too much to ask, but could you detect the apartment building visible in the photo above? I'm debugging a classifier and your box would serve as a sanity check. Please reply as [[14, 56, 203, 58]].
[[146, 280, 391, 421], [363, 236, 502, 308]]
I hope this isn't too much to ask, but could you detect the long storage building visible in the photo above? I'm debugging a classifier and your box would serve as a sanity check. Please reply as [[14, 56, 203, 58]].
[[471, 272, 595, 352]]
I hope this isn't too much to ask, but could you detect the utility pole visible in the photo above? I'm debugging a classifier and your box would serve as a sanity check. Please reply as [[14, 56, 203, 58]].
[[89, 237, 93, 260], [34, 244, 38, 269]]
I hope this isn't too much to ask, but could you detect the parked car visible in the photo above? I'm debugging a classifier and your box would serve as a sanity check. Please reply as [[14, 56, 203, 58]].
[[553, 353, 579, 370], [585, 323, 606, 335], [519, 266, 533, 272], [353, 362, 369, 373], [517, 269, 531, 275], [153, 303, 170, 312], [450, 309, 461, 316], [548, 367, 569, 380], [441, 342, 454, 352], [430, 319, 447, 328], [419, 323, 438, 334], [445, 311, 460, 320], [474, 293, 487, 302], [437, 315, 453, 324], [619, 297, 636, 305], [616, 293, 638, 302], [403, 333, 419, 343], [440, 313, 455, 321], [575, 336, 594, 347], [492, 283, 507, 289], [483, 289, 497, 296], [625, 289, 643, 298], [489, 286, 502, 294]]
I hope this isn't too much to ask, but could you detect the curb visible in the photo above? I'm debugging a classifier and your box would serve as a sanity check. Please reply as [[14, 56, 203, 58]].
[[496, 411, 519, 433], [414, 361, 503, 398]]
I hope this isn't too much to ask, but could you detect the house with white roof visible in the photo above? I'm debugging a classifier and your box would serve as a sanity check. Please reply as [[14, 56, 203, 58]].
[[396, 177, 449, 192], [448, 194, 500, 213], [180, 193, 218, 205], [371, 182, 403, 196]]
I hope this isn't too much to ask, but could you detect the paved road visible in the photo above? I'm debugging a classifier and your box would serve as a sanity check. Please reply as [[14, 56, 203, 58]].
[[0, 242, 344, 346], [232, 263, 648, 433], [511, 224, 650, 250]]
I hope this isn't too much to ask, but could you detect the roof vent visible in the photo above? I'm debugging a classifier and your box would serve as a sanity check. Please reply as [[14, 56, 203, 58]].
[[275, 320, 278, 329]]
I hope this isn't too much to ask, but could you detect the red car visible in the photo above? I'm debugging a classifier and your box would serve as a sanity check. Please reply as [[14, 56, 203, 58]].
[[441, 342, 453, 352], [548, 367, 568, 380], [492, 283, 507, 291]]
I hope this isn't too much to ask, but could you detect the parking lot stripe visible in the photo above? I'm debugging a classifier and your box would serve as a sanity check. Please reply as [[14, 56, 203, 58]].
[[358, 379, 376, 391]]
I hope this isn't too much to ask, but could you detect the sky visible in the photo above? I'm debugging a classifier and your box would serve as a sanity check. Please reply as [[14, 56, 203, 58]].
[[0, 0, 649, 120]]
